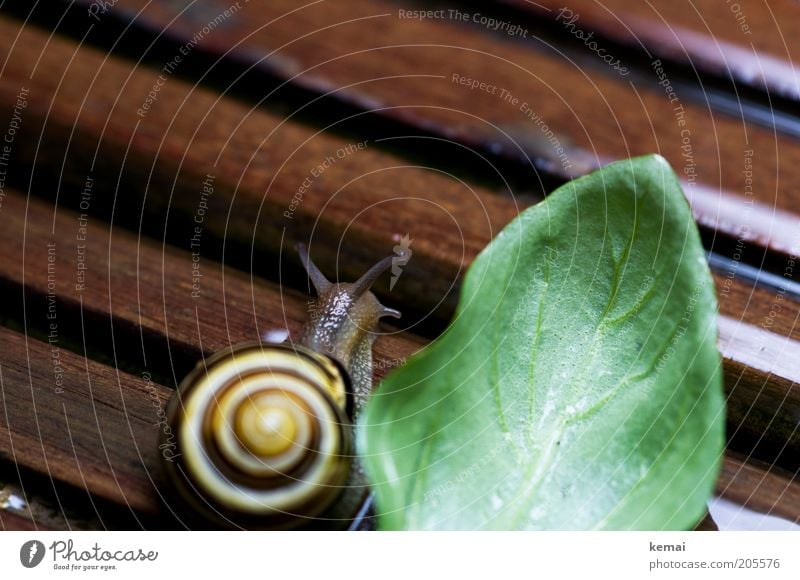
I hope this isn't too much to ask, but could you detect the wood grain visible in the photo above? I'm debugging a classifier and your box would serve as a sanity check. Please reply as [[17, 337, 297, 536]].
[[0, 13, 516, 322], [0, 189, 797, 524], [718, 452, 800, 523], [0, 191, 423, 386], [499, 0, 800, 101], [0, 510, 43, 531], [0, 12, 795, 328], [58, 0, 800, 258], [0, 11, 798, 460], [0, 187, 421, 528], [1, 183, 799, 465], [0, 13, 797, 463], [718, 317, 800, 466], [0, 324, 166, 516], [0, 9, 797, 527], [0, 471, 122, 530]]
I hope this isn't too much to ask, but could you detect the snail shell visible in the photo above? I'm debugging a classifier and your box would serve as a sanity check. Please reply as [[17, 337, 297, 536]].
[[161, 246, 402, 529], [162, 342, 352, 529]]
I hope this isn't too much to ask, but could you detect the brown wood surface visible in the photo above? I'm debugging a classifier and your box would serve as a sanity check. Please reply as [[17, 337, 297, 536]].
[[718, 452, 800, 523], [0, 191, 423, 384], [0, 188, 796, 525], [0, 186, 421, 527], [0, 14, 517, 321], [500, 0, 800, 100], [718, 317, 800, 465], [0, 186, 794, 463], [0, 15, 798, 464], [0, 511, 43, 531], [0, 12, 796, 338], [0, 323, 165, 515], [63, 0, 800, 258], [0, 6, 798, 528], [0, 474, 107, 530]]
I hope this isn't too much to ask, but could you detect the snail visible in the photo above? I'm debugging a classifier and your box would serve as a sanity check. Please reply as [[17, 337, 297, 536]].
[[160, 245, 401, 529]]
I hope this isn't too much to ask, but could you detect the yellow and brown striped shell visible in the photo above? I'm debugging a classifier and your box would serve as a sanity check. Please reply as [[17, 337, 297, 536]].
[[162, 342, 353, 529]]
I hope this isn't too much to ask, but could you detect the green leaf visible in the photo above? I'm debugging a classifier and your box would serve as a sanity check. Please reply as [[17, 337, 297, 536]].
[[358, 155, 724, 530]]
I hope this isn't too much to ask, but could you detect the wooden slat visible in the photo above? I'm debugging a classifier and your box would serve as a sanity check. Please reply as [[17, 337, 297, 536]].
[[499, 0, 800, 101], [0, 16, 798, 465], [718, 452, 800, 523], [0, 186, 421, 527], [0, 510, 43, 531], [0, 189, 795, 525], [693, 512, 718, 531], [0, 13, 516, 319], [0, 11, 797, 526], [0, 12, 800, 338], [0, 325, 166, 515], [0, 473, 106, 530], [61, 0, 800, 258], [0, 192, 423, 383], [718, 317, 800, 465], [713, 271, 800, 463], [0, 12, 800, 462]]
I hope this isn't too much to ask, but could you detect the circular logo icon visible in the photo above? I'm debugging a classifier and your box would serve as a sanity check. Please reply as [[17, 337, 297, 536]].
[[19, 540, 46, 568]]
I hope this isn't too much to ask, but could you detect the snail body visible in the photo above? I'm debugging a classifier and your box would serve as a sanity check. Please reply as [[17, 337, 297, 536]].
[[298, 247, 400, 409], [161, 246, 400, 529]]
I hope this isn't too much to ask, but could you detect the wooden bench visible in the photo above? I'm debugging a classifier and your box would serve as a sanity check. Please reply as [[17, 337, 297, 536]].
[[0, 0, 798, 530]]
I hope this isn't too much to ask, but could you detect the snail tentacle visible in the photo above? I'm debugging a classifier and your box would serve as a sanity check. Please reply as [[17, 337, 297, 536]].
[[297, 243, 332, 294]]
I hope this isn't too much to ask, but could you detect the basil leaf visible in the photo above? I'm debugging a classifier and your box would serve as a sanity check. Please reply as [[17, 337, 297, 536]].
[[358, 155, 724, 530]]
